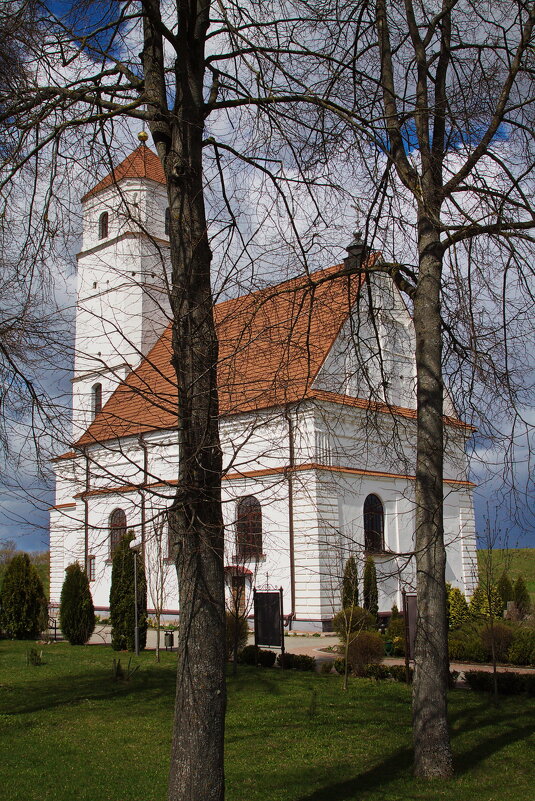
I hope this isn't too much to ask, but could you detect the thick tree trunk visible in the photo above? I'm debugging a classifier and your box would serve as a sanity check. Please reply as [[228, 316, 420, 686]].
[[165, 127, 226, 800], [412, 215, 453, 778], [165, 104, 226, 801], [141, 3, 226, 799]]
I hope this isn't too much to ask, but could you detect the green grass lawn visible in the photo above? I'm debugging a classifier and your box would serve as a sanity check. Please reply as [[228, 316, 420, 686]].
[[478, 547, 535, 605], [1, 641, 534, 801]]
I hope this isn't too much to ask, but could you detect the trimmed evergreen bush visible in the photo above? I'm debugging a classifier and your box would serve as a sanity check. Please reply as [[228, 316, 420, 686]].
[[0, 553, 47, 638], [362, 663, 391, 681], [332, 606, 375, 644], [225, 611, 249, 659], [109, 534, 147, 651], [277, 652, 316, 671], [388, 664, 414, 683], [257, 649, 277, 667], [448, 623, 487, 662], [341, 556, 359, 609], [239, 644, 258, 665], [333, 658, 346, 675], [363, 556, 378, 618], [59, 562, 95, 645], [508, 627, 535, 666], [464, 670, 527, 695], [347, 630, 384, 676], [238, 645, 277, 667], [480, 622, 514, 662], [513, 576, 531, 618]]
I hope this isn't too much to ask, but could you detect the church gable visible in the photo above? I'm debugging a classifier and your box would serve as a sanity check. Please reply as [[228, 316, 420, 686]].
[[313, 272, 416, 409]]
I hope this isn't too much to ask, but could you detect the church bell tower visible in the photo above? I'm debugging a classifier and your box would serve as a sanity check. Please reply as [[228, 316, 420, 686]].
[[72, 137, 171, 439]]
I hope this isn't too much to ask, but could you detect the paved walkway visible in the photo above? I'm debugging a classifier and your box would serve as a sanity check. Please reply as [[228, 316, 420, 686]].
[[259, 635, 535, 675], [77, 626, 535, 675]]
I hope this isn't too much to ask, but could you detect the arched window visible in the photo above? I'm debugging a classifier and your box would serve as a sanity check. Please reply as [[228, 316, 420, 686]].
[[92, 383, 102, 418], [109, 508, 127, 557], [236, 496, 262, 559], [164, 207, 170, 236], [98, 211, 109, 239], [364, 494, 384, 553]]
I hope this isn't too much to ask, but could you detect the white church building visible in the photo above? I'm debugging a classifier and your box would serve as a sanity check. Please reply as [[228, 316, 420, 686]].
[[49, 143, 478, 631]]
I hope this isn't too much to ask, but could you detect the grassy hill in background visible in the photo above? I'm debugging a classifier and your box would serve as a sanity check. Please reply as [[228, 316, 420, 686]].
[[477, 547, 535, 604]]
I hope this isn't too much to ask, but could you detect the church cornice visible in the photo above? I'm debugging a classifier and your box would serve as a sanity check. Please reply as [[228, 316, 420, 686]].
[[76, 229, 169, 260]]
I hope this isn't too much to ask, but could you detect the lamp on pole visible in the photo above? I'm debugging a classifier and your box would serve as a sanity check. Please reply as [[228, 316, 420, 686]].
[[129, 534, 142, 656]]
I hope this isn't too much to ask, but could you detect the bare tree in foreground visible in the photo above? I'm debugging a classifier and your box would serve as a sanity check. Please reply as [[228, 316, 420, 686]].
[[289, 0, 534, 777], [1, 0, 533, 794], [0, 4, 338, 799]]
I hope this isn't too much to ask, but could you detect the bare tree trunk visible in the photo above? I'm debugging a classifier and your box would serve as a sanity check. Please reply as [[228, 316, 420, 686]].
[[412, 220, 453, 778], [142, 3, 226, 800], [165, 74, 226, 801]]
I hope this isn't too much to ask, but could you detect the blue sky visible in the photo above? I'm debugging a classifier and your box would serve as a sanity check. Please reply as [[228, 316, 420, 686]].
[[1, 4, 531, 554]]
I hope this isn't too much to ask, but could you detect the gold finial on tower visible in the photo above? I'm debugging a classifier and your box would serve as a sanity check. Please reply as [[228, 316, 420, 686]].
[[138, 131, 149, 143]]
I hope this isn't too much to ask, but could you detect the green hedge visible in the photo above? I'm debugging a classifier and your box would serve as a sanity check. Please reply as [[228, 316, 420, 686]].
[[465, 670, 535, 696], [239, 645, 277, 667], [277, 652, 316, 671], [448, 622, 535, 666]]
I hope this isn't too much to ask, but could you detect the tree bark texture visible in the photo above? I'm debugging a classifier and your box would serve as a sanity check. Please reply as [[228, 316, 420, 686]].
[[142, 3, 226, 800], [412, 213, 453, 779]]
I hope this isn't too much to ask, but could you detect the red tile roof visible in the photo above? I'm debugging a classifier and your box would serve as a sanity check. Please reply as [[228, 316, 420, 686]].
[[76, 264, 366, 446], [81, 144, 166, 202]]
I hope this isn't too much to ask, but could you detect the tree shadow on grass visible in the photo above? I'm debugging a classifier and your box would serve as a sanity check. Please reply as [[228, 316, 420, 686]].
[[294, 697, 535, 801], [1, 665, 178, 716], [293, 745, 413, 801]]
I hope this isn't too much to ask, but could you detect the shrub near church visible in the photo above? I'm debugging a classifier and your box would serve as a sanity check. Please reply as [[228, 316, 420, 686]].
[[0, 553, 47, 639], [109, 534, 147, 651], [59, 563, 95, 645]]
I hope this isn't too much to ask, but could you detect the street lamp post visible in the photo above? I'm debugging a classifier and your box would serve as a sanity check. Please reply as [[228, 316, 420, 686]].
[[133, 549, 139, 656], [129, 535, 142, 656]]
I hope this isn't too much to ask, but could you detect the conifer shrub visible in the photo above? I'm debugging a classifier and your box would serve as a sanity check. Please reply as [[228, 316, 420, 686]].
[[225, 611, 249, 659], [59, 562, 95, 645], [0, 553, 47, 638], [341, 556, 359, 609], [109, 535, 147, 651], [386, 616, 406, 655], [469, 583, 502, 620], [497, 571, 514, 612], [446, 584, 470, 630], [332, 606, 375, 644], [513, 576, 531, 618], [480, 622, 514, 662], [347, 630, 384, 676], [363, 556, 378, 618]]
